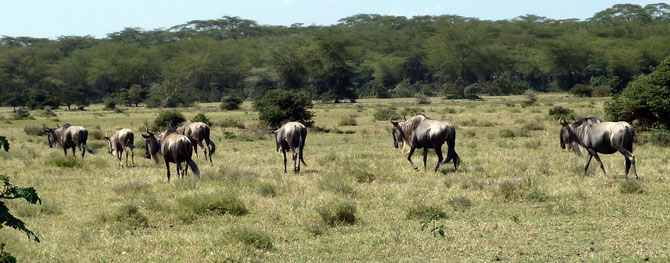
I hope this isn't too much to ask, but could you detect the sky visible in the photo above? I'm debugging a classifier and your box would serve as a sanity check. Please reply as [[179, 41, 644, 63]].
[[0, 0, 663, 39]]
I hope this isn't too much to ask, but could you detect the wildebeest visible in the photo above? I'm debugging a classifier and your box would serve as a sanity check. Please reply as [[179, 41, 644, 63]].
[[560, 117, 637, 179], [104, 128, 135, 168], [142, 128, 200, 182], [272, 121, 307, 173], [177, 120, 216, 163], [390, 114, 460, 172], [44, 123, 94, 159]]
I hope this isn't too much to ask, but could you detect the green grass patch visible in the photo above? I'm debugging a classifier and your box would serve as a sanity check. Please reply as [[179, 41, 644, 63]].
[[177, 191, 248, 222], [227, 227, 274, 250], [48, 156, 83, 168], [316, 201, 357, 226], [406, 203, 447, 220], [619, 179, 644, 194]]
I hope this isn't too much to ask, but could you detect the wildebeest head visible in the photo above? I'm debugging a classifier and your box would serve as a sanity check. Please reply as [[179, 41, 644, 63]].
[[141, 129, 161, 162], [559, 117, 584, 156], [390, 117, 406, 149], [44, 126, 61, 148], [104, 133, 114, 155]]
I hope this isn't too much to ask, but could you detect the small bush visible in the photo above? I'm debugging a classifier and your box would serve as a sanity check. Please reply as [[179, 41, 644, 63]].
[[523, 122, 545, 131], [11, 108, 33, 120], [591, 87, 611, 97], [522, 89, 538, 106], [374, 106, 398, 121], [442, 107, 457, 114], [191, 113, 212, 126], [24, 125, 46, 136], [228, 227, 273, 250], [499, 129, 516, 138], [401, 107, 423, 117], [48, 157, 82, 168], [316, 201, 357, 226], [103, 97, 117, 110], [253, 89, 314, 127], [570, 84, 591, 97], [99, 203, 149, 229], [258, 182, 277, 197], [498, 180, 523, 200], [619, 179, 644, 194], [415, 94, 431, 105], [177, 191, 248, 222], [448, 196, 473, 212], [339, 116, 358, 126], [89, 129, 104, 140], [220, 95, 243, 110], [406, 204, 447, 220], [548, 106, 574, 120], [223, 131, 236, 139], [153, 110, 186, 130], [646, 127, 670, 147]]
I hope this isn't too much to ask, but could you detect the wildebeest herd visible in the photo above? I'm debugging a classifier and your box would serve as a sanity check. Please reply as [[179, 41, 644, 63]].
[[43, 114, 639, 182]]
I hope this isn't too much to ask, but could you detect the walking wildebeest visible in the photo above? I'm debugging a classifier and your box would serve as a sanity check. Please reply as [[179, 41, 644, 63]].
[[177, 120, 216, 163], [44, 123, 94, 159], [272, 121, 307, 173], [390, 114, 460, 172], [104, 128, 135, 168], [142, 128, 200, 182], [559, 117, 638, 179]]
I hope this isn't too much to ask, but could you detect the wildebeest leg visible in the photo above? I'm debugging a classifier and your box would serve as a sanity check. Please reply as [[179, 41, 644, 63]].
[[193, 143, 199, 159], [198, 140, 207, 161], [617, 148, 637, 179], [130, 147, 134, 167], [176, 162, 183, 180], [282, 149, 287, 173], [183, 162, 188, 178], [165, 159, 171, 183], [80, 144, 85, 159], [72, 147, 76, 158], [407, 147, 418, 171], [584, 153, 593, 177], [591, 152, 607, 178], [434, 146, 444, 172], [118, 151, 123, 168], [292, 150, 299, 172], [422, 148, 428, 171], [63, 148, 68, 156]]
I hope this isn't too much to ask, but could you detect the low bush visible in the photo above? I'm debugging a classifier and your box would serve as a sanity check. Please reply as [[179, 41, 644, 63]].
[[220, 95, 243, 110], [153, 110, 186, 130], [227, 227, 273, 250], [11, 108, 33, 120], [258, 182, 277, 197], [23, 125, 46, 136], [316, 201, 357, 226], [619, 179, 644, 194], [339, 116, 358, 126], [374, 106, 398, 121], [48, 157, 82, 168], [415, 94, 431, 105], [317, 174, 356, 197], [548, 106, 574, 120], [353, 170, 375, 183], [219, 119, 245, 129], [191, 113, 212, 126], [89, 129, 104, 140], [99, 203, 149, 229]]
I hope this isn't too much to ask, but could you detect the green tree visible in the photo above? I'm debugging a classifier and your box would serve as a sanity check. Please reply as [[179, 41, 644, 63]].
[[253, 89, 314, 128]]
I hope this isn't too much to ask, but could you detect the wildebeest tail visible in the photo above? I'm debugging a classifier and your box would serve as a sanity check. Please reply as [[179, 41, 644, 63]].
[[187, 159, 200, 177], [298, 133, 307, 166], [439, 128, 459, 169], [81, 130, 95, 154], [126, 132, 135, 150], [205, 127, 215, 155]]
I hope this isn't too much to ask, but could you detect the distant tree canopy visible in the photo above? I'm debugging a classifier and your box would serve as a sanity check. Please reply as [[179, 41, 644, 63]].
[[1, 4, 670, 108]]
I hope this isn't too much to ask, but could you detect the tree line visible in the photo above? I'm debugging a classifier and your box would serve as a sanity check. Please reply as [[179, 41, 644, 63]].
[[1, 3, 670, 110]]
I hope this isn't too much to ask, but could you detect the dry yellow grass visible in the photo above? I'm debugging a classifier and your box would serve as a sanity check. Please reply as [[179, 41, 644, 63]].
[[1, 93, 669, 262]]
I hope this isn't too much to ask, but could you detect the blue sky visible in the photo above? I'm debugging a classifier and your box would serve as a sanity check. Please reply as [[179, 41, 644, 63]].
[[0, 0, 662, 38]]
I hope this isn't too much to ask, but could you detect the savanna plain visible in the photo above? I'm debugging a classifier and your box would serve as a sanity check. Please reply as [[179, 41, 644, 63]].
[[1, 93, 669, 262]]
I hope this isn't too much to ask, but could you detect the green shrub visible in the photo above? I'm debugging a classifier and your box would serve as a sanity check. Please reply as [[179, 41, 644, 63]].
[[570, 84, 591, 97], [463, 83, 483, 99], [646, 127, 670, 146], [228, 227, 273, 250], [253, 89, 314, 127], [48, 157, 82, 168], [258, 182, 277, 197], [220, 95, 243, 110], [619, 179, 644, 194], [11, 108, 33, 120], [591, 87, 611, 97], [100, 203, 149, 228], [523, 122, 545, 131], [522, 89, 538, 106], [406, 204, 447, 220], [89, 129, 104, 140], [103, 96, 117, 110], [339, 116, 357, 126], [401, 107, 423, 117], [374, 106, 398, 121], [498, 180, 523, 200], [499, 129, 516, 138], [191, 113, 212, 126], [605, 57, 670, 128], [153, 110, 186, 130], [353, 170, 375, 183], [548, 106, 574, 120], [177, 191, 248, 222], [23, 125, 46, 136], [415, 94, 432, 105], [317, 201, 357, 226]]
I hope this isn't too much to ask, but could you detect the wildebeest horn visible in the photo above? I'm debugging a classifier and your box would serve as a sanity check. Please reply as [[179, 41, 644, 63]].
[[56, 124, 60, 128], [389, 116, 395, 122], [559, 117, 567, 125], [403, 115, 406, 121]]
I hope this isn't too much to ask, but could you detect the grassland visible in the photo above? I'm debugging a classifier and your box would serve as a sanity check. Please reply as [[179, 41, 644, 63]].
[[1, 93, 669, 262]]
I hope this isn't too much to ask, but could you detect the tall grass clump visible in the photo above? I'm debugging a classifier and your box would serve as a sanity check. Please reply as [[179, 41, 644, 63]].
[[317, 174, 356, 197], [548, 106, 574, 120], [339, 115, 358, 126], [227, 227, 273, 250], [619, 179, 644, 194], [374, 106, 397, 121], [257, 182, 277, 197], [177, 191, 248, 222], [448, 196, 473, 212], [316, 201, 357, 226], [99, 203, 149, 229], [48, 157, 83, 168]]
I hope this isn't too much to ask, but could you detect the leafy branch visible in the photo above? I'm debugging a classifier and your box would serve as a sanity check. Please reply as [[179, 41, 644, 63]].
[[419, 211, 446, 238]]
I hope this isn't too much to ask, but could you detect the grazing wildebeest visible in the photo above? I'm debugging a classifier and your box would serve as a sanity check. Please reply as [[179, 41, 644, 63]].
[[390, 114, 460, 172], [559, 117, 637, 179], [272, 121, 307, 173], [104, 128, 135, 168], [44, 123, 94, 159], [177, 120, 216, 163], [142, 128, 200, 182]]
